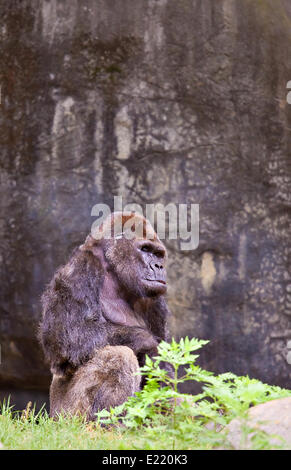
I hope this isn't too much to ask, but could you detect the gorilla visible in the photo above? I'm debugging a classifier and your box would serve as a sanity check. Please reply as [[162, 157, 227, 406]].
[[39, 212, 172, 420]]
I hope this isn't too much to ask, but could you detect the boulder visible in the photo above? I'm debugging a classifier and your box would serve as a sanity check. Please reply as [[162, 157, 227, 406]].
[[225, 397, 291, 449]]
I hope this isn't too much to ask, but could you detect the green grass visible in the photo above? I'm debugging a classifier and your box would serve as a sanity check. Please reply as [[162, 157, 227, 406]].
[[0, 401, 210, 450], [0, 402, 139, 450]]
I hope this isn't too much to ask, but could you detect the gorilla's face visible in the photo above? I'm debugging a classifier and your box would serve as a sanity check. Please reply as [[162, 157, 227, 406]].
[[105, 237, 167, 299], [134, 239, 167, 296]]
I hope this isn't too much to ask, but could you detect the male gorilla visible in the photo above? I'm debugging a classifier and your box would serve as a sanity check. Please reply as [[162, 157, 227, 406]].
[[39, 212, 172, 420]]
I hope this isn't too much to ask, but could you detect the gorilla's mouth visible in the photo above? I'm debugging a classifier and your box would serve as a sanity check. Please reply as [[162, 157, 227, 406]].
[[145, 279, 166, 285]]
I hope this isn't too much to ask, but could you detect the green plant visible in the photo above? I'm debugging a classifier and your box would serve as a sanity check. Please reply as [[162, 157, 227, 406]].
[[96, 337, 291, 450]]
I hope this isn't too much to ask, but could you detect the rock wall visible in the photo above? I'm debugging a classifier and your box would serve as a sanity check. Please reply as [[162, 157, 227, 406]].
[[0, 0, 291, 403]]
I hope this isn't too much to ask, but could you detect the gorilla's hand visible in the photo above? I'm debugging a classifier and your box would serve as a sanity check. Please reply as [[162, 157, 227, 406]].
[[130, 327, 159, 355], [110, 326, 159, 356]]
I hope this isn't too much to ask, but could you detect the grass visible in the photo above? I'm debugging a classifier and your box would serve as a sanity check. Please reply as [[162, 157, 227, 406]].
[[1, 397, 289, 451], [0, 401, 206, 450], [0, 402, 137, 450]]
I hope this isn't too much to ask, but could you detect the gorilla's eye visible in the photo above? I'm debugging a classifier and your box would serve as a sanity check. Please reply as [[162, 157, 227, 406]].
[[141, 245, 152, 253]]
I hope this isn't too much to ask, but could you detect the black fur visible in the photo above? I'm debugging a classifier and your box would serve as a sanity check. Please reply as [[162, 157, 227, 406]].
[[39, 213, 172, 418]]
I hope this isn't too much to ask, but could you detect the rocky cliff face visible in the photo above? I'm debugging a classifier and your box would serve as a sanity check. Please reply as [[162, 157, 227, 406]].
[[0, 0, 291, 404]]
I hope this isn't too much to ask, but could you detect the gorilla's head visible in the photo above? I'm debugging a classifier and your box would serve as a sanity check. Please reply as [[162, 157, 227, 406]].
[[83, 212, 167, 299]]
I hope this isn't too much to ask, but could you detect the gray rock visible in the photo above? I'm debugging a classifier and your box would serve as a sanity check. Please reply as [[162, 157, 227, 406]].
[[0, 1, 291, 403], [225, 397, 291, 449]]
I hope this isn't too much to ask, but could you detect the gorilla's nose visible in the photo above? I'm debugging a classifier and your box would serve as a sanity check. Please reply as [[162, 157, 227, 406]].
[[154, 262, 163, 270], [149, 262, 166, 283], [150, 261, 164, 271]]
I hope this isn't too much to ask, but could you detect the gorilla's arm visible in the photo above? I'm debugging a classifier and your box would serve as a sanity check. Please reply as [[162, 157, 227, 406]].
[[109, 325, 159, 356], [39, 249, 107, 375], [142, 296, 174, 380], [146, 296, 171, 342]]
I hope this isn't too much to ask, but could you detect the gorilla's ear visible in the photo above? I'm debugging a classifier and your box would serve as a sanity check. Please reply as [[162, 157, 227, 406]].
[[79, 235, 110, 272]]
